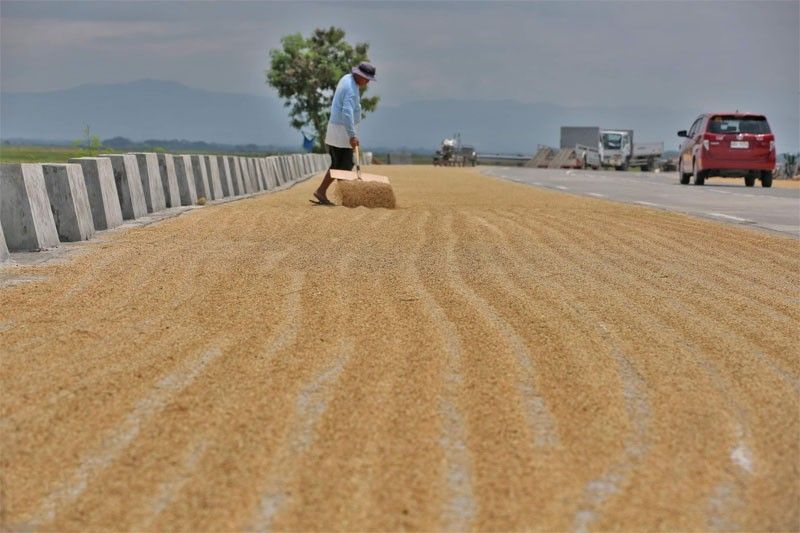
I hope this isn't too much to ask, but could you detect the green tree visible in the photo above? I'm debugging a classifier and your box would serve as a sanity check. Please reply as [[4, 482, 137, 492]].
[[88, 135, 101, 151], [266, 27, 379, 152], [76, 124, 102, 151]]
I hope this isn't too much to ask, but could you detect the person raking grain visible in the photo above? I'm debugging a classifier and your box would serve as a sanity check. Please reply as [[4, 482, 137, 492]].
[[313, 62, 376, 205]]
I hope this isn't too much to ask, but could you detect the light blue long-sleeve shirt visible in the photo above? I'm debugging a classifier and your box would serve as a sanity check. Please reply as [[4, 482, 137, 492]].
[[328, 74, 361, 138]]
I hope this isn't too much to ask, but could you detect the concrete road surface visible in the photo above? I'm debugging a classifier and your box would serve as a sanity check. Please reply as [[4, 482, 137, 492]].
[[2, 167, 798, 531], [483, 166, 800, 237]]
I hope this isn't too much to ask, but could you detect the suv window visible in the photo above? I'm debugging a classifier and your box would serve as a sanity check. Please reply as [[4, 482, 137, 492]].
[[688, 117, 703, 137], [707, 115, 771, 134]]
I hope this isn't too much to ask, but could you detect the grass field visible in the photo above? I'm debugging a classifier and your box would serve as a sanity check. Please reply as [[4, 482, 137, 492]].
[[0, 145, 122, 163], [0, 145, 291, 164]]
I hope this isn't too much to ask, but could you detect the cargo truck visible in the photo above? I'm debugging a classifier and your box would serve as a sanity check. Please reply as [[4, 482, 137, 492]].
[[629, 142, 664, 172], [560, 127, 663, 171]]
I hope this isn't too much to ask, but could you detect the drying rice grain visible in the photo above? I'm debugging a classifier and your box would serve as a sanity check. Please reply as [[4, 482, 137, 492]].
[[332, 180, 396, 209]]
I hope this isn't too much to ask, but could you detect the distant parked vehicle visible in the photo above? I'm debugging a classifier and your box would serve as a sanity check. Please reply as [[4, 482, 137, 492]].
[[460, 145, 478, 166], [560, 127, 662, 170], [432, 135, 477, 167], [576, 144, 601, 169], [677, 113, 776, 187], [630, 142, 663, 171]]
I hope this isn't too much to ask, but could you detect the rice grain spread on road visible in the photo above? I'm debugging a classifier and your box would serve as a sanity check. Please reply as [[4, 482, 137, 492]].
[[1, 166, 798, 531]]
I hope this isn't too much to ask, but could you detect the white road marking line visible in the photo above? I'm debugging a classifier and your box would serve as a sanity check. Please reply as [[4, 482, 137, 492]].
[[707, 213, 751, 223], [634, 201, 663, 208], [27, 345, 225, 527], [587, 193, 607, 198], [555, 185, 569, 190]]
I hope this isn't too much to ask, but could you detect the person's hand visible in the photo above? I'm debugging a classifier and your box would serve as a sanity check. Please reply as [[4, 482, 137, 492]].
[[349, 137, 359, 149]]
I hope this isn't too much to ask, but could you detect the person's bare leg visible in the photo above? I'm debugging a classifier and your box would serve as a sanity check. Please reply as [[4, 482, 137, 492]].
[[314, 170, 335, 203]]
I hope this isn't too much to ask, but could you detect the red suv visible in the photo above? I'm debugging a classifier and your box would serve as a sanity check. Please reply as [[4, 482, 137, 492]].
[[677, 113, 776, 187]]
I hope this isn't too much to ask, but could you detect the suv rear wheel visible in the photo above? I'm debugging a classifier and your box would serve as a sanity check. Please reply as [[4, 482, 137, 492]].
[[693, 161, 705, 185], [679, 161, 691, 184], [761, 170, 773, 188], [745, 174, 756, 187]]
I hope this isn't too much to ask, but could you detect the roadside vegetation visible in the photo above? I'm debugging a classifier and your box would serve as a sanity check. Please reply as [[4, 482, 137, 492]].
[[0, 144, 295, 164], [0, 145, 121, 164]]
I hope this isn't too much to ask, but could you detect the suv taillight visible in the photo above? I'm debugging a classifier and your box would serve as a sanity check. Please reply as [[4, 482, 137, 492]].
[[701, 133, 712, 151]]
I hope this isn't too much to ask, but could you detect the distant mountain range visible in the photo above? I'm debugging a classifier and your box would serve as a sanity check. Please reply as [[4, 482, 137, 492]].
[[2, 79, 797, 153]]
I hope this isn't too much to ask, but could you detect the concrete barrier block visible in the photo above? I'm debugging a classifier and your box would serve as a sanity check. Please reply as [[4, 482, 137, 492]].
[[259, 159, 273, 190], [41, 163, 95, 242], [0, 224, 9, 262], [0, 163, 60, 251], [190, 155, 212, 201], [250, 157, 264, 192], [270, 157, 281, 186], [133, 153, 167, 213], [264, 158, 278, 189], [246, 158, 257, 193], [68, 157, 123, 230], [294, 154, 303, 178], [218, 156, 234, 197], [287, 155, 296, 181], [203, 156, 224, 199], [250, 158, 263, 191], [254, 158, 266, 191], [277, 157, 287, 184], [292, 156, 299, 179], [239, 157, 254, 194], [274, 157, 284, 185], [249, 158, 260, 191], [173, 155, 198, 206], [282, 156, 292, 183], [226, 157, 244, 196], [157, 154, 182, 208], [100, 154, 148, 220]]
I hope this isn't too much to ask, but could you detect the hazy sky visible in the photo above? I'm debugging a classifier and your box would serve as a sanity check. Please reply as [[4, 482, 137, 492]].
[[1, 0, 798, 146]]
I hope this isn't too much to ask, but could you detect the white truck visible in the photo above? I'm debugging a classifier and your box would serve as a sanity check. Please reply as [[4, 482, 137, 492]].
[[629, 142, 664, 172], [560, 127, 663, 171]]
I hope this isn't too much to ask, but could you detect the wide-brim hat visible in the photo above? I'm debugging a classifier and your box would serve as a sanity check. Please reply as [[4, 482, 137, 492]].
[[352, 62, 376, 81]]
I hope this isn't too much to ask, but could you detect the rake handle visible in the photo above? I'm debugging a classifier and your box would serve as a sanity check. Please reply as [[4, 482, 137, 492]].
[[354, 144, 362, 180]]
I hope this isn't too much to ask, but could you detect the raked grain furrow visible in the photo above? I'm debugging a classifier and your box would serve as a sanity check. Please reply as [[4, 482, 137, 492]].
[[523, 208, 800, 386], [573, 209, 800, 323]]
